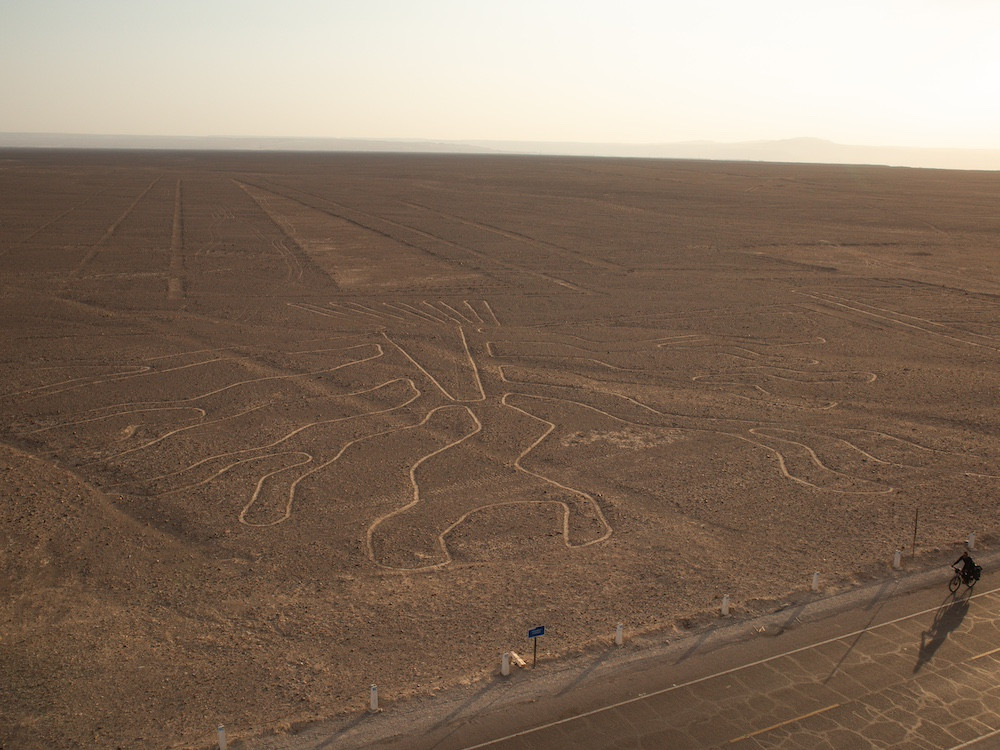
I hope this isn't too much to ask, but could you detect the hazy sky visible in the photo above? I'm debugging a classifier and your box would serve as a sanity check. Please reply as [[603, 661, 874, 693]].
[[2, 0, 998, 149]]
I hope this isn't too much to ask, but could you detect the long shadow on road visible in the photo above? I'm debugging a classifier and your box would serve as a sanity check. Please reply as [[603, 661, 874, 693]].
[[913, 590, 971, 673], [823, 580, 894, 684]]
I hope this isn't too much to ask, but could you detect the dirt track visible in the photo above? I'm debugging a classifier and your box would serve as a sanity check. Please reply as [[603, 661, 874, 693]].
[[2, 150, 999, 748]]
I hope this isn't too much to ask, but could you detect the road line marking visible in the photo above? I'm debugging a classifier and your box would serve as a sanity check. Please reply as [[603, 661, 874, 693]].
[[948, 725, 1000, 749], [971, 646, 1000, 661], [459, 583, 1000, 749], [728, 703, 840, 743]]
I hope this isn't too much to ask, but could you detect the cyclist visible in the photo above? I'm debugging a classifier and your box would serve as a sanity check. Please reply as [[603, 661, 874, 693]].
[[953, 550, 981, 584]]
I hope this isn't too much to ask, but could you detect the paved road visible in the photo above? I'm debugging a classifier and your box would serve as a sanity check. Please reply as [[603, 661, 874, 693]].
[[445, 583, 1000, 750], [254, 564, 1000, 750]]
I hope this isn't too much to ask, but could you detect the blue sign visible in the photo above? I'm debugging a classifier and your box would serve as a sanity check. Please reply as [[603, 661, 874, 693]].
[[528, 626, 545, 639]]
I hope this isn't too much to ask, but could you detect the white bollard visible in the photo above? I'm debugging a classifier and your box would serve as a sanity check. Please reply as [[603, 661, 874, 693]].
[[811, 572, 820, 592], [615, 623, 624, 646], [721, 595, 730, 617], [969, 532, 976, 551], [217, 725, 227, 750], [501, 651, 510, 677], [893, 550, 902, 570], [370, 684, 379, 712]]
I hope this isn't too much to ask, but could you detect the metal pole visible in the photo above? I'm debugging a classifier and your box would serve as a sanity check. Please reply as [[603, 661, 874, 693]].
[[912, 508, 918, 557], [533, 637, 538, 668], [370, 684, 378, 712], [615, 623, 624, 646], [217, 725, 227, 750]]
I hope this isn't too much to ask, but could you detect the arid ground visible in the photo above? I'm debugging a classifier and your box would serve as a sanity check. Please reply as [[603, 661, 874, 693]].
[[2, 150, 999, 748]]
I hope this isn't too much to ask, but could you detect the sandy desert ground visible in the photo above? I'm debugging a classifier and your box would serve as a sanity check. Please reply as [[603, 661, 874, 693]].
[[1, 150, 999, 748]]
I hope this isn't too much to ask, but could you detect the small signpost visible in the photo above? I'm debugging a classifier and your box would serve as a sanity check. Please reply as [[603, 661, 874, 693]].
[[528, 626, 545, 668]]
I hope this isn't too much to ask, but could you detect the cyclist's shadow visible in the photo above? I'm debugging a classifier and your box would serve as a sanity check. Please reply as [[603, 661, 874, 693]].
[[913, 590, 971, 673]]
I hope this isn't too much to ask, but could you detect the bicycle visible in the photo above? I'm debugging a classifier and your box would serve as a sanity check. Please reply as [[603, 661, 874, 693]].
[[949, 565, 980, 593]]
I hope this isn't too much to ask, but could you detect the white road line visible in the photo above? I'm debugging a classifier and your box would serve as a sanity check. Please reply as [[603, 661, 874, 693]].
[[949, 726, 1000, 749], [970, 646, 1000, 661], [460, 583, 1000, 749], [728, 703, 840, 743]]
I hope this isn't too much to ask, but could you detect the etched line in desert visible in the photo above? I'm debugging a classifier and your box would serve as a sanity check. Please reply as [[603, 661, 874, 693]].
[[797, 290, 1000, 351], [365, 405, 484, 567], [69, 175, 162, 278], [240, 177, 593, 293], [398, 197, 626, 271], [167, 178, 184, 300]]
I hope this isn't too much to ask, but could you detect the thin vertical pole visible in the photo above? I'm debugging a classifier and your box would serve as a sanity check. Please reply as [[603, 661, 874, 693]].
[[912, 508, 919, 557], [533, 637, 538, 668]]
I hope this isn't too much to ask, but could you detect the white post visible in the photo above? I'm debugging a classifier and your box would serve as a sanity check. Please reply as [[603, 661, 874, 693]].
[[969, 532, 976, 551], [721, 595, 730, 617], [501, 651, 510, 677], [370, 684, 379, 712], [811, 572, 820, 592], [615, 623, 624, 646], [893, 550, 902, 570], [217, 725, 227, 750]]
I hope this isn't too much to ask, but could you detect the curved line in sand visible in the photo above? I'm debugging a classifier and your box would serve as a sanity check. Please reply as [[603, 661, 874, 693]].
[[429, 498, 606, 567], [502, 393, 613, 538], [155, 450, 311, 497], [133, 379, 419, 486], [746, 428, 894, 495], [368, 396, 615, 573], [500, 390, 892, 496], [238, 452, 316, 526], [751, 427, 896, 467], [365, 405, 483, 564], [47, 344, 383, 420], [94, 404, 270, 465]]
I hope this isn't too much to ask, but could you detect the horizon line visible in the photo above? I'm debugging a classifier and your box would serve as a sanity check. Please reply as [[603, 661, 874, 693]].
[[2, 132, 999, 171]]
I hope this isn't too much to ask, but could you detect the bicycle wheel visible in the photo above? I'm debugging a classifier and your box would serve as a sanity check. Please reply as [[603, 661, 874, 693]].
[[949, 574, 961, 593], [968, 576, 978, 590]]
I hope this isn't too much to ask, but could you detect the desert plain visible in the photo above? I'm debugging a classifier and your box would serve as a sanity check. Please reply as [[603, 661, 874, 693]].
[[1, 150, 999, 748]]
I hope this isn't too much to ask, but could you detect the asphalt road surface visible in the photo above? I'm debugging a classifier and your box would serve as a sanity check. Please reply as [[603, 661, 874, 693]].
[[252, 557, 1000, 750]]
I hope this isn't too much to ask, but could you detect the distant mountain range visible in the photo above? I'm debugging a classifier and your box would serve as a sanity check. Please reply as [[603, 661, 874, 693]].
[[2, 132, 998, 171]]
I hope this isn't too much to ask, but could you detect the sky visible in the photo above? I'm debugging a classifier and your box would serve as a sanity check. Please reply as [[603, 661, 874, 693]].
[[2, 0, 999, 151]]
